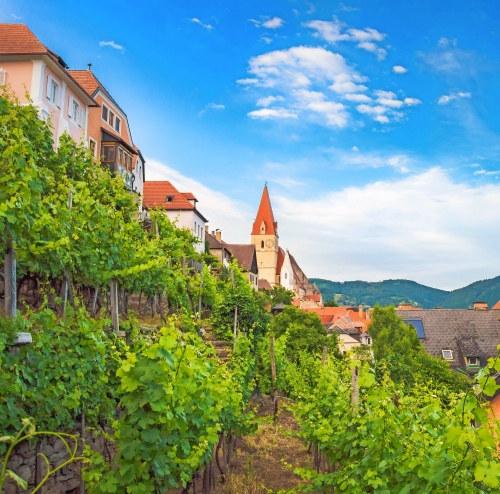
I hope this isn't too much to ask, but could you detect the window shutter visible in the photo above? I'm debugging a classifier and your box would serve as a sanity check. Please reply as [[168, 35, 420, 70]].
[[68, 96, 73, 117], [0, 69, 6, 86]]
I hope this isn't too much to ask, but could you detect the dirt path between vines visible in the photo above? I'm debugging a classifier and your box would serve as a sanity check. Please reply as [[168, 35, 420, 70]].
[[167, 395, 311, 494]]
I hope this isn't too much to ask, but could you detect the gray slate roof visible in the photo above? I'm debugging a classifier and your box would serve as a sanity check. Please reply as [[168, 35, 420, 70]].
[[397, 309, 500, 373]]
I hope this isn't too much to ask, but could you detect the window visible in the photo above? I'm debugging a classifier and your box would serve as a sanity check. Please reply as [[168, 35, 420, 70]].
[[109, 111, 115, 127], [102, 105, 108, 122], [101, 144, 115, 162], [69, 97, 82, 126], [47, 77, 59, 106], [284, 273, 287, 279], [166, 195, 174, 202], [467, 357, 479, 367], [0, 68, 6, 86], [115, 117, 121, 133], [405, 319, 425, 339], [88, 139, 96, 157], [261, 240, 264, 249], [442, 350, 453, 360]]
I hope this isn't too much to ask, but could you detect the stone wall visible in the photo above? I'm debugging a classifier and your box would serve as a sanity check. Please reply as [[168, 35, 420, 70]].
[[3, 424, 114, 494]]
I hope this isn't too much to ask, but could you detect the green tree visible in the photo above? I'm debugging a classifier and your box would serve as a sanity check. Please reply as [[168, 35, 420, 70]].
[[369, 305, 467, 391], [323, 299, 338, 307], [270, 306, 339, 361], [262, 286, 295, 306]]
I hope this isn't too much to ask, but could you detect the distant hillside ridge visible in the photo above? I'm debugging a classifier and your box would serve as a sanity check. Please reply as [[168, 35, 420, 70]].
[[310, 276, 500, 309]]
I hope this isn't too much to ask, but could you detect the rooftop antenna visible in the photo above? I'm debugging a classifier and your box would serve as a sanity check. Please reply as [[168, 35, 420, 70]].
[[87, 63, 92, 71]]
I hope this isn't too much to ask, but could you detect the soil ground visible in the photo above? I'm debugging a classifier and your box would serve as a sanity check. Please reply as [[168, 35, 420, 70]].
[[167, 395, 312, 494]]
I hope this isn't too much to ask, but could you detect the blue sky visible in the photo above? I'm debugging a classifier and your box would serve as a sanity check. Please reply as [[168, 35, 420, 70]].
[[3, 0, 500, 289]]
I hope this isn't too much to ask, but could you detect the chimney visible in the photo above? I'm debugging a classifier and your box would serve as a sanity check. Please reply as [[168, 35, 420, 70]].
[[205, 225, 209, 233], [359, 305, 363, 317], [473, 302, 488, 310], [215, 230, 222, 242], [366, 308, 373, 320]]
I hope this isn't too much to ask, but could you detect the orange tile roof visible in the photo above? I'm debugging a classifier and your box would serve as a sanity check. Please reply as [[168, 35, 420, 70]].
[[0, 24, 47, 54], [493, 300, 500, 310], [258, 279, 273, 290], [181, 192, 197, 201], [304, 294, 322, 302], [303, 306, 371, 329], [251, 185, 278, 235], [66, 70, 101, 95], [143, 181, 195, 211]]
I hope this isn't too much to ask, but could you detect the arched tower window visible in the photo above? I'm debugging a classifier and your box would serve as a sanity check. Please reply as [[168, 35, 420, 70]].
[[260, 221, 266, 234], [261, 240, 264, 249]]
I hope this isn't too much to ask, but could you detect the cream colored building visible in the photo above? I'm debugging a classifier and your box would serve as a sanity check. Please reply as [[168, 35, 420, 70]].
[[251, 185, 279, 287]]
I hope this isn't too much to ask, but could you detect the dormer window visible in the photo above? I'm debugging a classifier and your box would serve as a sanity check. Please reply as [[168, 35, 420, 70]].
[[442, 350, 453, 360], [467, 357, 479, 367], [166, 194, 174, 202]]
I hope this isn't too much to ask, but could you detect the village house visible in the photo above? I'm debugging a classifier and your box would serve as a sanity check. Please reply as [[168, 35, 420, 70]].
[[223, 243, 259, 290], [304, 306, 372, 352], [205, 229, 233, 267], [0, 24, 97, 145], [68, 67, 146, 205], [397, 301, 500, 375], [143, 181, 208, 254]]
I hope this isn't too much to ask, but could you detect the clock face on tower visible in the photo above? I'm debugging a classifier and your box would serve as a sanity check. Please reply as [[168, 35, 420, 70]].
[[265, 239, 275, 249]]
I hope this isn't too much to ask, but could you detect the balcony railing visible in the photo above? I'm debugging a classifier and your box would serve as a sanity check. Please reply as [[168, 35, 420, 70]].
[[101, 142, 135, 191]]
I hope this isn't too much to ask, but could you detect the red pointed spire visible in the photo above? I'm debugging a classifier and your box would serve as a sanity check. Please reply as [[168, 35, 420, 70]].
[[252, 185, 278, 235]]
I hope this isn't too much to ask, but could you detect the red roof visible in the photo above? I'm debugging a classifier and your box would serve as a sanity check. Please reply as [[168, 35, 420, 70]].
[[251, 185, 278, 235], [303, 306, 371, 330], [0, 24, 47, 54], [276, 247, 285, 275], [67, 70, 101, 95], [258, 279, 273, 290], [143, 181, 195, 211], [493, 300, 500, 310], [304, 294, 322, 302], [181, 192, 197, 201]]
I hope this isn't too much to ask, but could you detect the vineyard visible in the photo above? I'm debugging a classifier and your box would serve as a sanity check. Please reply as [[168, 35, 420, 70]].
[[2, 91, 500, 494]]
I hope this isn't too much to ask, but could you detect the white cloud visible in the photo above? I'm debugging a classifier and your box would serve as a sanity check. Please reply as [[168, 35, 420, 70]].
[[352, 145, 359, 151], [438, 91, 471, 105], [262, 17, 284, 29], [338, 3, 358, 11], [239, 45, 419, 128], [474, 169, 500, 176], [273, 168, 500, 288], [305, 19, 387, 60], [356, 104, 386, 115], [393, 65, 408, 74], [269, 176, 305, 188], [191, 18, 213, 30], [99, 41, 125, 51], [375, 115, 390, 124], [248, 108, 298, 119], [11, 14, 22, 19], [261, 37, 273, 44], [145, 159, 251, 240], [404, 97, 422, 106], [342, 93, 372, 102], [198, 103, 225, 117], [257, 95, 285, 106]]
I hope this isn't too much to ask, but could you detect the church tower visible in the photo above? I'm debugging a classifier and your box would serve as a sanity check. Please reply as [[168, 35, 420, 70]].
[[251, 185, 279, 287]]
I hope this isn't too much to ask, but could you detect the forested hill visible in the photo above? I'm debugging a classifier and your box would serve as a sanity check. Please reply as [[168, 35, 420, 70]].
[[310, 276, 500, 309]]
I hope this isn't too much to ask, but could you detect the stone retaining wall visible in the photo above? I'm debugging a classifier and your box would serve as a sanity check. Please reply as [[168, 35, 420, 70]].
[[3, 425, 114, 494]]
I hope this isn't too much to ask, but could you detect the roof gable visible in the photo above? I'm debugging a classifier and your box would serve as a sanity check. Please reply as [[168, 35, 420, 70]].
[[251, 185, 278, 235], [143, 181, 195, 211], [225, 244, 258, 274], [0, 24, 48, 55]]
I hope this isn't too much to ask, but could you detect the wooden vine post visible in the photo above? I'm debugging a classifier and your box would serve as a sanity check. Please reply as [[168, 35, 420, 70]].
[[198, 263, 204, 317], [350, 365, 359, 432], [270, 336, 278, 423], [4, 242, 16, 318], [231, 270, 238, 350], [322, 345, 328, 366], [110, 278, 119, 332]]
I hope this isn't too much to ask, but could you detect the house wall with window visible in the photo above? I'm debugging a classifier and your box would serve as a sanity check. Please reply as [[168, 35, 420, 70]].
[[0, 58, 90, 144], [280, 250, 294, 291], [164, 209, 206, 253]]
